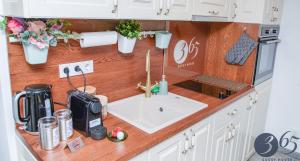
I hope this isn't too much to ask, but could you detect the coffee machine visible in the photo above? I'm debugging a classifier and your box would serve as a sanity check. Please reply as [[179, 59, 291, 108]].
[[68, 90, 106, 139], [13, 84, 54, 134]]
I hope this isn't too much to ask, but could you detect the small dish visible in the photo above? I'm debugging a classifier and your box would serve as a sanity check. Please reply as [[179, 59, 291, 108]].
[[107, 131, 128, 142]]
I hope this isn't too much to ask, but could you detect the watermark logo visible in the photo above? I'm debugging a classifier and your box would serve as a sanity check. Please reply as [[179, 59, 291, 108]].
[[255, 131, 300, 158], [173, 37, 200, 67]]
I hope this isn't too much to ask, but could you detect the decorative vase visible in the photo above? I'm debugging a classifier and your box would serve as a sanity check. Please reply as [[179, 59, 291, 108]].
[[155, 31, 172, 49], [22, 44, 49, 65], [117, 34, 136, 54]]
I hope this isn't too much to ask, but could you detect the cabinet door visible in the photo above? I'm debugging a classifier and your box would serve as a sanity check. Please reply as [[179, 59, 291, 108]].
[[235, 0, 265, 23], [242, 93, 256, 160], [189, 119, 211, 161], [210, 124, 229, 161], [2, 0, 24, 17], [28, 0, 117, 19], [253, 79, 272, 140], [229, 118, 243, 161], [118, 0, 161, 20], [164, 0, 192, 20], [192, 0, 230, 18], [270, 0, 283, 24], [149, 132, 185, 161]]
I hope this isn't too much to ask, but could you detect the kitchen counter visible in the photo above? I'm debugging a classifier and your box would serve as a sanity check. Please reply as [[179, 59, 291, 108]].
[[16, 85, 254, 161]]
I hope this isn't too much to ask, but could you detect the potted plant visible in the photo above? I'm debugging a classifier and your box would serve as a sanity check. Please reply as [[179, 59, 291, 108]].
[[115, 20, 141, 54], [7, 18, 78, 65]]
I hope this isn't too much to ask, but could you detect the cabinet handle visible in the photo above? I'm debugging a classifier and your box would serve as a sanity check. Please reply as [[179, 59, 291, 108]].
[[189, 129, 195, 149], [182, 133, 189, 154], [232, 3, 237, 19], [112, 4, 118, 13], [247, 106, 252, 111], [228, 109, 238, 116], [157, 8, 163, 15], [164, 9, 170, 15], [208, 10, 220, 15]]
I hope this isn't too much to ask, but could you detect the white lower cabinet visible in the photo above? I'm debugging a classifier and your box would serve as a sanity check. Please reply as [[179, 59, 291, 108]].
[[130, 92, 262, 161], [148, 131, 185, 161], [147, 118, 211, 161], [242, 79, 272, 160]]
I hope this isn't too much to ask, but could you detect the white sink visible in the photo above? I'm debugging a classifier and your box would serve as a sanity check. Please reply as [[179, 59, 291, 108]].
[[108, 92, 208, 134]]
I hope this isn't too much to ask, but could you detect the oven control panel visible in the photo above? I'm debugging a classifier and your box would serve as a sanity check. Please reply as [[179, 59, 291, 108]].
[[260, 25, 280, 38]]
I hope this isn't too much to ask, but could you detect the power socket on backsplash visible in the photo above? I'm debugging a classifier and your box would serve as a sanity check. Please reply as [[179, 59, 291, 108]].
[[59, 60, 93, 78]]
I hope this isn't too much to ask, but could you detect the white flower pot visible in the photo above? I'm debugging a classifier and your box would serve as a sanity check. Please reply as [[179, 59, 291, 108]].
[[23, 44, 49, 65], [117, 34, 136, 54]]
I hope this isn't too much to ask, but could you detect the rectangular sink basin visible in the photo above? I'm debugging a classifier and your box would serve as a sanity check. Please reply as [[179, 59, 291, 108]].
[[108, 92, 208, 134]]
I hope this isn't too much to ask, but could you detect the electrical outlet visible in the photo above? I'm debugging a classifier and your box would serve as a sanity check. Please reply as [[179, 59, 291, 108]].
[[59, 60, 93, 78]]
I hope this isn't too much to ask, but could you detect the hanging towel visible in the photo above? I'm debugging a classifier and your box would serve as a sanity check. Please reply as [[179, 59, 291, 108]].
[[225, 32, 258, 65]]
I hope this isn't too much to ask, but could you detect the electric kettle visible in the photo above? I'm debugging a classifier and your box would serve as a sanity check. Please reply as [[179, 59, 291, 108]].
[[13, 84, 54, 134]]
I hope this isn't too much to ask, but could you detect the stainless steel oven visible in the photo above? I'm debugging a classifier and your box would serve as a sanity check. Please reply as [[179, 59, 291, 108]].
[[253, 25, 281, 86]]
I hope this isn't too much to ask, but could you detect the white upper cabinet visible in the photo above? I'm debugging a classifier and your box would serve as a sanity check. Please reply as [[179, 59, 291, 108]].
[[192, 0, 230, 18], [118, 0, 161, 20], [119, 0, 192, 20], [2, 0, 24, 17], [233, 0, 282, 24], [164, 0, 192, 20], [234, 0, 266, 23], [263, 0, 283, 24], [28, 0, 118, 19]]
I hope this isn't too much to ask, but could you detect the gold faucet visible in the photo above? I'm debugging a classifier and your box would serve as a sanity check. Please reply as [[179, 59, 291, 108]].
[[137, 50, 158, 98]]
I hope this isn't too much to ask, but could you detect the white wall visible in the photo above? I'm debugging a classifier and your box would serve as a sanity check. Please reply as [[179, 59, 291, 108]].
[[265, 0, 300, 153]]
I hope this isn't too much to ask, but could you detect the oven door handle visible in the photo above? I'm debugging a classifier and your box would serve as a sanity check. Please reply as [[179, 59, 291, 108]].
[[261, 39, 281, 44]]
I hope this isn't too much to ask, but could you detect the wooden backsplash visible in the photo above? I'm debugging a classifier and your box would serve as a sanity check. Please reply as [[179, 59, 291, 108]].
[[167, 22, 259, 85], [8, 20, 259, 105], [8, 20, 165, 103]]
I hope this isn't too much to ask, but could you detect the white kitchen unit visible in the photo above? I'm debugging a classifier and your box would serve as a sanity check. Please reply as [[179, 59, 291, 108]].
[[210, 93, 250, 161], [119, 0, 191, 20], [1, 0, 24, 17], [234, 0, 266, 23], [118, 0, 161, 20], [3, 0, 118, 19], [263, 0, 283, 24], [147, 118, 211, 161], [163, 0, 192, 20], [233, 0, 283, 24], [242, 79, 273, 160], [192, 0, 230, 20]]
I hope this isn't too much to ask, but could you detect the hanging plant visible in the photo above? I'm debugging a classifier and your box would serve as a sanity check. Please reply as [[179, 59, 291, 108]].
[[115, 20, 142, 54], [6, 17, 79, 64]]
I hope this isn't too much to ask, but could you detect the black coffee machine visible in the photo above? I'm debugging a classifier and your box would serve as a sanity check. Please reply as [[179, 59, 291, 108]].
[[68, 90, 106, 140], [13, 84, 54, 134]]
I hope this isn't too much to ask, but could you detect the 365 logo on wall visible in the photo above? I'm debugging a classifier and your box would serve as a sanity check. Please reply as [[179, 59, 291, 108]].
[[173, 37, 200, 68], [255, 131, 300, 158]]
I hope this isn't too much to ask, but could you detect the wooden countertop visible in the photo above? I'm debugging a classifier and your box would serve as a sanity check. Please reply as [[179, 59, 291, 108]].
[[16, 86, 254, 161]]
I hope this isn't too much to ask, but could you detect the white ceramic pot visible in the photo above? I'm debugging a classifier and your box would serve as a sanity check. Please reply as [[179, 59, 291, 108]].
[[155, 31, 172, 49], [23, 44, 49, 65], [117, 34, 136, 54]]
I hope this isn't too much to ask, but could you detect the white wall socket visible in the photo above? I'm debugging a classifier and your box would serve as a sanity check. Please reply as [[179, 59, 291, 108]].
[[59, 60, 94, 78]]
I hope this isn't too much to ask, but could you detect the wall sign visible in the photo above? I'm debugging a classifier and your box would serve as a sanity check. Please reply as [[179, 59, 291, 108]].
[[254, 131, 300, 159], [173, 37, 200, 68]]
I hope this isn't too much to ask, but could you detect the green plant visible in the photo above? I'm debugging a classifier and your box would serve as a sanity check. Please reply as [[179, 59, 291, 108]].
[[115, 20, 142, 39]]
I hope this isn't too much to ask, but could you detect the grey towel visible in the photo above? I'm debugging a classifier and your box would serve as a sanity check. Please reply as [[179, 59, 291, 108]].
[[225, 32, 258, 65]]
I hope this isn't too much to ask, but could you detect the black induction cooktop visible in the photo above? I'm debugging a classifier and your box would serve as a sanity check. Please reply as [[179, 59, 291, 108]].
[[174, 80, 236, 100]]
